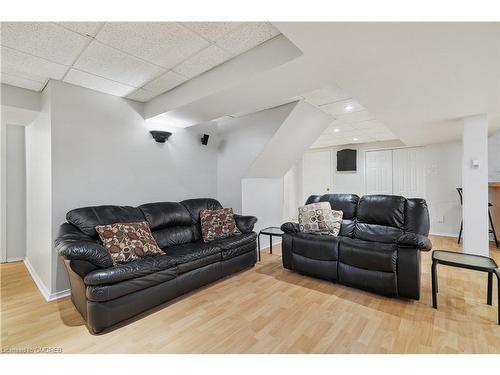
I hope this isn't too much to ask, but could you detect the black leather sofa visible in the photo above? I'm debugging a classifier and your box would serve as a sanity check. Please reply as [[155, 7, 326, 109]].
[[281, 194, 432, 299], [55, 198, 257, 334]]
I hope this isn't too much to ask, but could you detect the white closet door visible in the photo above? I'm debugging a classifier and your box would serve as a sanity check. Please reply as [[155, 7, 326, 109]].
[[365, 150, 393, 195], [302, 150, 332, 201], [392, 147, 425, 198]]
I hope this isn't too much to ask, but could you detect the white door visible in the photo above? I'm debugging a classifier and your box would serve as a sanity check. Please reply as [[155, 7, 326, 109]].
[[302, 150, 332, 201], [392, 147, 425, 198], [365, 150, 393, 195]]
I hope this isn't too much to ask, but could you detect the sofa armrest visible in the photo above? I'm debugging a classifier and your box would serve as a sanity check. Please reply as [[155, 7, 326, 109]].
[[281, 222, 300, 233], [233, 214, 257, 233], [55, 223, 113, 268], [396, 232, 432, 251], [83, 255, 176, 285]]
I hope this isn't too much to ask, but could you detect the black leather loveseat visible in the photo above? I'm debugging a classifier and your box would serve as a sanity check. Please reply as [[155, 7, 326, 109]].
[[281, 194, 432, 300], [55, 198, 257, 334]]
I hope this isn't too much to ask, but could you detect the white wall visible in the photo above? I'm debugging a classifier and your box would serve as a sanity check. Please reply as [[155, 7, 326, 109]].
[[242, 177, 284, 250], [462, 115, 489, 256], [21, 80, 221, 295], [247, 101, 332, 178], [6, 124, 26, 262], [25, 85, 53, 295], [423, 142, 462, 237], [217, 103, 294, 213], [489, 129, 500, 182], [283, 163, 302, 221]]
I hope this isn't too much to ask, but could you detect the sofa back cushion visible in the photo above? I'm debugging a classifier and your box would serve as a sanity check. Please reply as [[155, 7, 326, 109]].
[[317, 194, 359, 220], [405, 198, 430, 235], [67, 205, 145, 239], [357, 195, 405, 228], [139, 202, 194, 248], [180, 198, 223, 241], [354, 195, 405, 243]]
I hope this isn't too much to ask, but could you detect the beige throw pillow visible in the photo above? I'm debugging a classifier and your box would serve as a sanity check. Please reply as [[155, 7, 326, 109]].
[[298, 202, 343, 236]]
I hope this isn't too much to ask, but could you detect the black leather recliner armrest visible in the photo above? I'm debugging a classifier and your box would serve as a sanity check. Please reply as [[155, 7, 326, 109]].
[[55, 223, 114, 268], [396, 232, 432, 251], [233, 214, 257, 233], [281, 222, 300, 233]]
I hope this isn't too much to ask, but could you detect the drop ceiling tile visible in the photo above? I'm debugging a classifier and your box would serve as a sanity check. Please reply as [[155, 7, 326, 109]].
[[143, 70, 188, 94], [1, 72, 45, 91], [173, 44, 232, 78], [96, 22, 209, 69], [73, 41, 165, 87], [1, 22, 90, 65], [64, 69, 136, 97], [216, 22, 280, 55], [126, 88, 158, 102], [182, 22, 243, 42], [1, 46, 68, 81], [338, 110, 375, 123], [57, 22, 104, 37], [302, 86, 351, 106], [320, 99, 364, 116]]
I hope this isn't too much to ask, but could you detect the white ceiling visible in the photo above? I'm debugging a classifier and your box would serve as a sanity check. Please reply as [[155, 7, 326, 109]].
[[144, 22, 498, 147], [299, 86, 398, 147], [1, 22, 498, 148], [0, 22, 280, 101]]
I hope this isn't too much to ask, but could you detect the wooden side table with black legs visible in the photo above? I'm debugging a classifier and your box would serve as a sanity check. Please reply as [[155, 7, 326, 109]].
[[431, 250, 500, 324], [257, 227, 284, 262]]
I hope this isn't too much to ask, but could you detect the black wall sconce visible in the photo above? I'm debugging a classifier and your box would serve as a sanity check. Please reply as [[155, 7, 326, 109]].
[[150, 130, 172, 143], [201, 134, 210, 145]]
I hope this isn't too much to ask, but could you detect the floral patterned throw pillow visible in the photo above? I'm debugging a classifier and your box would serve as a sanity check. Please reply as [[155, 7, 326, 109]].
[[95, 221, 163, 265], [200, 208, 242, 243], [298, 202, 343, 236]]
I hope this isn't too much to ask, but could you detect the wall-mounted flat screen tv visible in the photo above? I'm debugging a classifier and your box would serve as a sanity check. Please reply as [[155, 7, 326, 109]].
[[337, 149, 357, 171]]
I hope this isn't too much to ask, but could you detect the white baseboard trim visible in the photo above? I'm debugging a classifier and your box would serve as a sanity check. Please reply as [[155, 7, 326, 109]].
[[23, 258, 70, 302], [6, 256, 25, 263], [429, 231, 458, 238]]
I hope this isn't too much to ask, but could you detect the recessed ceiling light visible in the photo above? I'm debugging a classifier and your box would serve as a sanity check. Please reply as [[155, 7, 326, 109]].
[[353, 137, 359, 141], [333, 128, 340, 132], [345, 105, 354, 112]]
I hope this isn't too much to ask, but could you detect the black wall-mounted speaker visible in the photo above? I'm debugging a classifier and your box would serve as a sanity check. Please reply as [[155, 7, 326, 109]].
[[201, 134, 210, 145], [150, 130, 172, 143], [337, 149, 357, 171]]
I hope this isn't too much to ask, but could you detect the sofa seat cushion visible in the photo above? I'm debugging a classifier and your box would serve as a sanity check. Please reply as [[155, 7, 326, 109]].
[[338, 263, 398, 296], [291, 232, 339, 261], [354, 222, 403, 244], [165, 242, 222, 273], [84, 254, 177, 286], [211, 232, 257, 250], [339, 237, 397, 273], [213, 233, 257, 260], [86, 267, 177, 302]]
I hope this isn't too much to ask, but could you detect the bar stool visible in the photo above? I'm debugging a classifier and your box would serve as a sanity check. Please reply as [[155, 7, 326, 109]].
[[457, 187, 499, 247]]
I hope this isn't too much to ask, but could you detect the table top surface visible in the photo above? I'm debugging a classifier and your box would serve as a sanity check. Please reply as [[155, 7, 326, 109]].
[[260, 227, 284, 235], [433, 250, 498, 270]]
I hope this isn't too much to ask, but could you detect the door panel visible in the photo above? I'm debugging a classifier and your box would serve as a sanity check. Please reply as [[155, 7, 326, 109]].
[[393, 148, 425, 198], [365, 150, 393, 195]]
